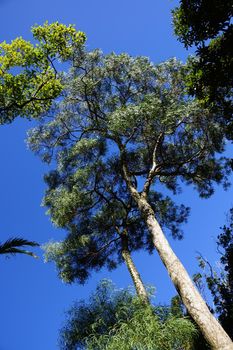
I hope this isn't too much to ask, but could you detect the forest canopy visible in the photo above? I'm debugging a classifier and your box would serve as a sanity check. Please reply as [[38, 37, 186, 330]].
[[0, 6, 232, 349]]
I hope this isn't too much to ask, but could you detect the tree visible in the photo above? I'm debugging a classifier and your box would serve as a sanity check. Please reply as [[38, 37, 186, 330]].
[[0, 237, 39, 258], [43, 188, 188, 304], [60, 280, 197, 350], [28, 50, 233, 349], [172, 0, 233, 139], [0, 21, 86, 124], [0, 22, 85, 263], [44, 229, 151, 304], [194, 208, 233, 339]]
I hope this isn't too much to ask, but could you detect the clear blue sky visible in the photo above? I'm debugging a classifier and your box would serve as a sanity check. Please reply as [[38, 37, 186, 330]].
[[0, 1, 232, 349]]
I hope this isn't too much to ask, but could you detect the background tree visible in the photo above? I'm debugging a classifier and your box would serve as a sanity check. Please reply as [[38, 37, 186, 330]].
[[172, 0, 233, 139], [0, 21, 86, 124], [60, 279, 197, 350], [28, 50, 232, 349], [194, 208, 233, 339], [0, 237, 39, 258], [0, 22, 86, 264]]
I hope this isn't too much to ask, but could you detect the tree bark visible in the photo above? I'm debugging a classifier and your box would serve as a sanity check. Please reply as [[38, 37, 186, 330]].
[[135, 194, 233, 350], [120, 230, 149, 304]]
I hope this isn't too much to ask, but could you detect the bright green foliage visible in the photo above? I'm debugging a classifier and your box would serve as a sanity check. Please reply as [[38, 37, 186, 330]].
[[172, 1, 233, 139], [60, 280, 197, 350], [170, 295, 210, 350], [31, 22, 86, 61], [0, 22, 86, 123], [28, 49, 231, 285], [88, 307, 196, 350]]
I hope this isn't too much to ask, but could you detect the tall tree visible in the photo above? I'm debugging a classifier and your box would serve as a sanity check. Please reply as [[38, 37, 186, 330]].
[[0, 21, 86, 124], [172, 0, 233, 139], [60, 280, 197, 350], [28, 50, 233, 349]]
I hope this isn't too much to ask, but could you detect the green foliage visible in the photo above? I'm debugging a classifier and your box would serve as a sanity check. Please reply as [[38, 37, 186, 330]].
[[0, 237, 39, 258], [29, 49, 230, 285], [60, 280, 197, 350], [170, 294, 210, 350], [172, 1, 233, 139], [31, 22, 86, 61], [173, 0, 232, 46], [43, 190, 190, 284], [88, 308, 196, 350], [170, 295, 185, 318], [0, 22, 86, 123]]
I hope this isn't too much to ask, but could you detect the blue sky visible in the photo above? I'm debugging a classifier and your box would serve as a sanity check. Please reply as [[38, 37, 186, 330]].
[[0, 1, 232, 350]]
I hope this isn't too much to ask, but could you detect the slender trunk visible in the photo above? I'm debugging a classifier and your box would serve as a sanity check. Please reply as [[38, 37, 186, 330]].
[[135, 195, 233, 350], [120, 230, 149, 304], [122, 160, 233, 350]]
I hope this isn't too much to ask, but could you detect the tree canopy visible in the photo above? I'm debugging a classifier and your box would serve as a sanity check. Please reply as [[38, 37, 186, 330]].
[[172, 0, 233, 139], [0, 9, 232, 349], [0, 22, 86, 124], [33, 52, 202, 284], [27, 49, 233, 348]]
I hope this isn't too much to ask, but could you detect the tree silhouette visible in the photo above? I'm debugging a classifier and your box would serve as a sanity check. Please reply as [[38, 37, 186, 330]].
[[0, 237, 39, 258]]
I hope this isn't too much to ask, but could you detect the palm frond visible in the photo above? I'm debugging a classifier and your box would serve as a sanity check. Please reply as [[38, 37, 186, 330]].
[[0, 237, 39, 258]]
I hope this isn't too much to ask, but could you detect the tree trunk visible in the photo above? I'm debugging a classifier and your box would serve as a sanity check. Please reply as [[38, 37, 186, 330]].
[[135, 195, 233, 350], [121, 230, 149, 304]]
